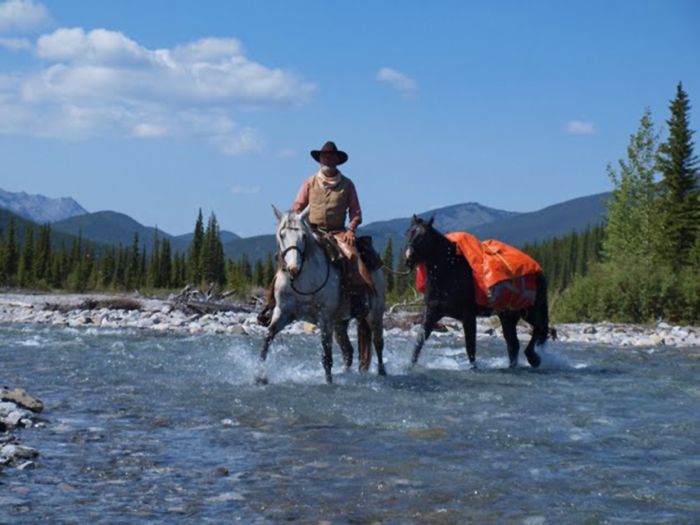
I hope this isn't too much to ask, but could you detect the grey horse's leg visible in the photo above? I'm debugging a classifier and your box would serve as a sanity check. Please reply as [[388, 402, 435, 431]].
[[334, 318, 354, 372], [256, 307, 293, 384], [411, 308, 441, 367], [499, 312, 520, 368], [462, 313, 477, 368]]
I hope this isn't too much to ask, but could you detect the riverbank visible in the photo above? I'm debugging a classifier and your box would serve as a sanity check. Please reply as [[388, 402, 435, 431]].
[[1, 291, 698, 348]]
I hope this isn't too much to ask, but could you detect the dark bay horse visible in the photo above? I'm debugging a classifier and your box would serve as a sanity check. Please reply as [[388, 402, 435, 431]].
[[404, 216, 549, 369]]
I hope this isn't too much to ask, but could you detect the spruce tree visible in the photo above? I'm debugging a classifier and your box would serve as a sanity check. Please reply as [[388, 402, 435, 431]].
[[18, 227, 35, 287], [148, 228, 161, 288], [188, 209, 205, 284], [33, 224, 52, 284], [3, 220, 19, 283], [656, 82, 699, 266], [159, 238, 172, 289], [382, 239, 395, 293], [201, 213, 225, 285]]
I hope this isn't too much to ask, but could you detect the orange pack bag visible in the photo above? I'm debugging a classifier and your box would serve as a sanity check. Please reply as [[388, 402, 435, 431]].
[[416, 232, 542, 311]]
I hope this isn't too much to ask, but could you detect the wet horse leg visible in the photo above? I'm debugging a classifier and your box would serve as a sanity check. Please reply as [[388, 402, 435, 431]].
[[462, 312, 477, 368], [257, 307, 293, 384], [334, 319, 354, 372], [522, 309, 545, 368], [499, 312, 520, 368], [319, 320, 334, 384], [411, 307, 441, 366]]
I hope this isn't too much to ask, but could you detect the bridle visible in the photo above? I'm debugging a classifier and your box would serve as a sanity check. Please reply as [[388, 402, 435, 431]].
[[278, 225, 331, 296]]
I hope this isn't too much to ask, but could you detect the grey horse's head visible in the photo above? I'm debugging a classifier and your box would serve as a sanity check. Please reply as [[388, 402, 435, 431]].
[[273, 205, 312, 278]]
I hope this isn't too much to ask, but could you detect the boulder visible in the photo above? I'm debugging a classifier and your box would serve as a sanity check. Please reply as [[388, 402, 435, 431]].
[[0, 388, 43, 413]]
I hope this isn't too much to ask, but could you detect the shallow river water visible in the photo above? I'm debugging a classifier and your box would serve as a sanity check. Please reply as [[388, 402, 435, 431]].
[[1, 323, 699, 524]]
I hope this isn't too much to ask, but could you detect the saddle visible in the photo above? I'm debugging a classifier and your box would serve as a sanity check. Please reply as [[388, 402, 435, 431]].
[[317, 233, 381, 296]]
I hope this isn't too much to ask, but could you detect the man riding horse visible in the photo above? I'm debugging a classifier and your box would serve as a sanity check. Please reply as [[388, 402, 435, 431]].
[[258, 140, 376, 326]]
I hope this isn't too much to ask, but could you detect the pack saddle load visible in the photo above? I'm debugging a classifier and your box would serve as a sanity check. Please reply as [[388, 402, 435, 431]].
[[416, 232, 543, 311]]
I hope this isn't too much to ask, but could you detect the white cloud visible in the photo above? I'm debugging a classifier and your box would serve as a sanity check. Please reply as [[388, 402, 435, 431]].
[[231, 185, 261, 195], [376, 67, 417, 97], [566, 120, 596, 135], [0, 26, 316, 155], [0, 35, 30, 50], [0, 0, 50, 33]]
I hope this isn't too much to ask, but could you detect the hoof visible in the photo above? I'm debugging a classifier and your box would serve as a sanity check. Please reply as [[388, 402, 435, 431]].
[[377, 365, 387, 377], [468, 361, 478, 370], [255, 375, 269, 385], [526, 351, 541, 368]]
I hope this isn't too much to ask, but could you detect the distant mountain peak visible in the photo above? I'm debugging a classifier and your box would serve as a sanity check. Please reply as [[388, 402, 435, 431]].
[[0, 188, 88, 224]]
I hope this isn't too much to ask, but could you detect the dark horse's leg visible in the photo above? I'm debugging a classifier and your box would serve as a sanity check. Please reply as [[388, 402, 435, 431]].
[[334, 319, 354, 371], [499, 312, 520, 368], [257, 308, 294, 384], [319, 319, 334, 384], [462, 312, 478, 368], [522, 274, 549, 368], [411, 307, 441, 366]]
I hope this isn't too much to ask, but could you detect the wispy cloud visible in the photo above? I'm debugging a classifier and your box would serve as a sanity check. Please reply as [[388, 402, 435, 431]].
[[0, 35, 30, 49], [231, 185, 261, 195], [0, 0, 50, 33], [376, 67, 417, 97], [566, 120, 596, 135], [0, 20, 316, 155]]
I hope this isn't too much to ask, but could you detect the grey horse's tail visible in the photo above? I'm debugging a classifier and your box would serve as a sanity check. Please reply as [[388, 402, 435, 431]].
[[358, 317, 372, 371]]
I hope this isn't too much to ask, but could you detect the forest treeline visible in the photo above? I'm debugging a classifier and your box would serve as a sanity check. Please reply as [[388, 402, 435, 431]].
[[0, 83, 697, 323]]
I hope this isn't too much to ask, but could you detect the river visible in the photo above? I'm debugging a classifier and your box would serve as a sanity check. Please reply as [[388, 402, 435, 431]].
[[1, 324, 699, 524]]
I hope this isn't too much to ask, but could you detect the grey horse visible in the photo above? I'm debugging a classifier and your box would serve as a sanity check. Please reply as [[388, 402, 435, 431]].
[[257, 206, 386, 384]]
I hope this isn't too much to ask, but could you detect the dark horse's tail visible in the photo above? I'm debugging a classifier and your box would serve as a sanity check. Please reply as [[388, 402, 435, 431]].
[[357, 317, 372, 371], [533, 272, 551, 345]]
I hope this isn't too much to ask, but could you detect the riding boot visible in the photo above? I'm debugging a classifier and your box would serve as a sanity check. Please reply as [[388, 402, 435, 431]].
[[257, 275, 277, 327]]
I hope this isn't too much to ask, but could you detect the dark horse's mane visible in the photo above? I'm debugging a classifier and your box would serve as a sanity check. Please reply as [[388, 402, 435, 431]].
[[405, 215, 547, 369]]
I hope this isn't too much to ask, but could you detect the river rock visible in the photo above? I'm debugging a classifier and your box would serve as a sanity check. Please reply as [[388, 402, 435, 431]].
[[1, 444, 39, 462], [0, 388, 43, 413]]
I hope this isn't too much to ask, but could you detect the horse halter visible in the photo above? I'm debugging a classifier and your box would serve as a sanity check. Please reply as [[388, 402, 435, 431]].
[[278, 225, 330, 296], [280, 235, 308, 276]]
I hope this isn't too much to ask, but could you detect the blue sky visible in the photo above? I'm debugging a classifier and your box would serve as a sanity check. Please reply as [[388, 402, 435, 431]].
[[1, 0, 698, 236]]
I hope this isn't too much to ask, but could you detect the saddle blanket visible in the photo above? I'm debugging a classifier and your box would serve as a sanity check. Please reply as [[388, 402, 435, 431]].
[[416, 232, 542, 311]]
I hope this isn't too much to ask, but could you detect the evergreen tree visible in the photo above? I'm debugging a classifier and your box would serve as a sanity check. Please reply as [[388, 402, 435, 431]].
[[2, 220, 19, 284], [201, 213, 225, 285], [253, 258, 265, 287], [188, 209, 205, 284], [382, 238, 395, 293], [656, 82, 700, 266], [18, 227, 34, 287], [33, 224, 52, 284], [159, 238, 172, 288], [148, 228, 162, 288], [125, 233, 140, 289]]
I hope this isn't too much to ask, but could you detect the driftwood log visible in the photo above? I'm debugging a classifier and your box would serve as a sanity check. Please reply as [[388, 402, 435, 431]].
[[168, 285, 256, 315]]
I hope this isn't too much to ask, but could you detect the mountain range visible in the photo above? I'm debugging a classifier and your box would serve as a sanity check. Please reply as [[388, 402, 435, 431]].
[[0, 187, 610, 261], [0, 188, 87, 223]]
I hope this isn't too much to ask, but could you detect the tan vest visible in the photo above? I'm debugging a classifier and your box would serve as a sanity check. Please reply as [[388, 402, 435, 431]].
[[308, 174, 350, 231]]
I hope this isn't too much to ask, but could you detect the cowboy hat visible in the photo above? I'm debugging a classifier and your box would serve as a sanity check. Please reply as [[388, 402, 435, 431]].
[[311, 141, 348, 165]]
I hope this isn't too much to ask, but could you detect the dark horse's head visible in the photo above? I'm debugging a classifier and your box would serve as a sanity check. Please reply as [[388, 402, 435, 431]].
[[404, 215, 438, 269]]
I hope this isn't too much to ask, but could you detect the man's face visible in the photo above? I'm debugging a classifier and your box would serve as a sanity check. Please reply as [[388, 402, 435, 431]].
[[319, 152, 339, 168]]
